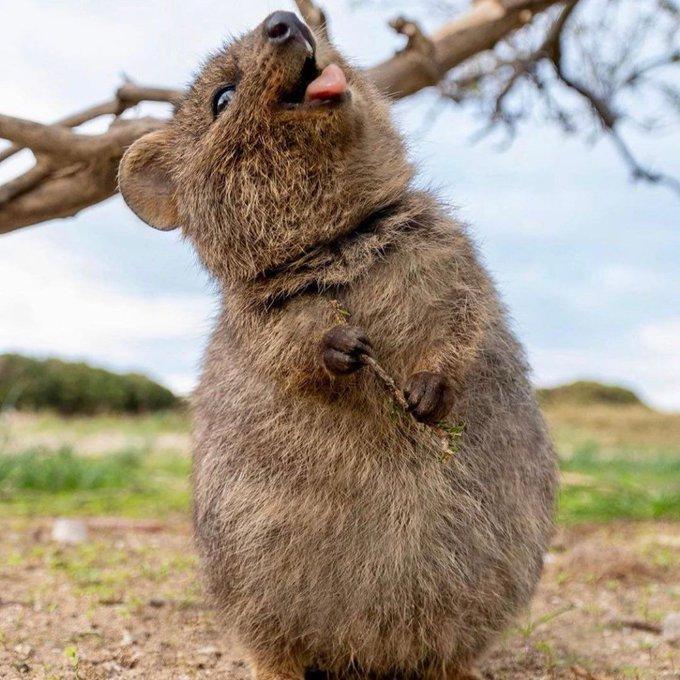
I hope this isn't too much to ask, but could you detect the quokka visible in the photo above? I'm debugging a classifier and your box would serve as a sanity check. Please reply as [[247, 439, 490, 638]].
[[120, 11, 557, 680]]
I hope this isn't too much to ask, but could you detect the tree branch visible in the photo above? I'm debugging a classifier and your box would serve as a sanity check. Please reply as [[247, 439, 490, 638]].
[[294, 0, 329, 41], [548, 3, 680, 194], [368, 0, 559, 98], [0, 112, 165, 234], [1, 0, 678, 234]]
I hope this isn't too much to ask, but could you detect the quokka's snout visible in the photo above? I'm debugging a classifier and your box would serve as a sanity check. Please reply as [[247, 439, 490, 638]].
[[262, 11, 316, 54]]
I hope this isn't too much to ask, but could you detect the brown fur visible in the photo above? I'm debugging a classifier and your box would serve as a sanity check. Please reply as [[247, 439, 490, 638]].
[[119, 13, 557, 680]]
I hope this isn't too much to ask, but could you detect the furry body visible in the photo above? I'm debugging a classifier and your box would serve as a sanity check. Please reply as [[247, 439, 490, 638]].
[[119, 13, 557, 678], [192, 193, 556, 674]]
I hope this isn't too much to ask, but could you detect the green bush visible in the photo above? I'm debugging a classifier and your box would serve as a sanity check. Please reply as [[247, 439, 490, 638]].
[[537, 380, 644, 408], [0, 354, 178, 415]]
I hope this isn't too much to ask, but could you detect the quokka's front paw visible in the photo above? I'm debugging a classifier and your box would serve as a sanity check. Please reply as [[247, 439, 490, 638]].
[[321, 325, 373, 376], [404, 371, 454, 423]]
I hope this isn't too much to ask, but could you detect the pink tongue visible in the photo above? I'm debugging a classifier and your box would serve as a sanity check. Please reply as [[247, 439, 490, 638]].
[[305, 63, 347, 101]]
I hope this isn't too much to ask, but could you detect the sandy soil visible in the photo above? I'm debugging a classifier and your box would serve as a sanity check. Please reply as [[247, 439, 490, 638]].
[[1, 520, 678, 679]]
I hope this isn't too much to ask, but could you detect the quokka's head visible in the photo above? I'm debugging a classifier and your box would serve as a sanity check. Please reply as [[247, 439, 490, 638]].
[[119, 11, 413, 283]]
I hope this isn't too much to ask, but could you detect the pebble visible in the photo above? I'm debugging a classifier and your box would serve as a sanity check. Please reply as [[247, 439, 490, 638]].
[[120, 630, 135, 647], [51, 518, 88, 545], [662, 612, 680, 644], [196, 645, 221, 656]]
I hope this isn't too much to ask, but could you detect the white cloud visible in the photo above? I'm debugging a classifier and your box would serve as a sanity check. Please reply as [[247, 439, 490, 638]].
[[530, 316, 680, 411], [0, 232, 214, 385], [1, 1, 679, 410], [639, 318, 680, 354], [596, 263, 667, 296], [163, 373, 201, 396]]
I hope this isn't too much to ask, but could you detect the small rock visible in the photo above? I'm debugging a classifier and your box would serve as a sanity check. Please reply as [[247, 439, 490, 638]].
[[103, 661, 123, 674], [51, 518, 88, 545], [120, 630, 135, 647], [662, 612, 680, 644], [13, 644, 32, 658], [14, 644, 33, 659], [196, 645, 221, 657]]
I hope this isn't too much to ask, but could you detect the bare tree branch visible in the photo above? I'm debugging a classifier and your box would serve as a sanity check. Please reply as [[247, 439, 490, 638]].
[[0, 101, 124, 164], [367, 0, 559, 98], [438, 0, 680, 194], [0, 83, 179, 164], [0, 163, 52, 205], [115, 82, 183, 106], [549, 2, 680, 194], [0, 113, 165, 234], [294, 0, 330, 40], [1, 0, 678, 235]]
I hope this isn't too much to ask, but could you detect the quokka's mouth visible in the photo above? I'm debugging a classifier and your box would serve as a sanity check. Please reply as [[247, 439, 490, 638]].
[[280, 58, 350, 110]]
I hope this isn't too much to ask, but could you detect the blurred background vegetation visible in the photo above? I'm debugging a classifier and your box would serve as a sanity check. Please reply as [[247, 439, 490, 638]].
[[0, 353, 178, 415], [0, 352, 677, 525]]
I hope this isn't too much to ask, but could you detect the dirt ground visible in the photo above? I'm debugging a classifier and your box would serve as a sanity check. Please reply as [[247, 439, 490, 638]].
[[1, 519, 678, 680]]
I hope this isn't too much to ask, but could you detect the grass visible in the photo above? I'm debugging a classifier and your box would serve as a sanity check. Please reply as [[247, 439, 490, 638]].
[[0, 404, 677, 522], [558, 442, 680, 523], [0, 444, 189, 517]]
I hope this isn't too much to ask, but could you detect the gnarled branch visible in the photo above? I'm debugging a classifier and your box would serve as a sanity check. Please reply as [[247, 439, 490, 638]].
[[368, 0, 559, 98], [1, 0, 678, 235]]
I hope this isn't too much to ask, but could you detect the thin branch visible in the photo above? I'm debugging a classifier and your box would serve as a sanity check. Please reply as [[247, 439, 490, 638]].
[[0, 114, 103, 160], [0, 166, 115, 234], [389, 16, 441, 81], [0, 100, 125, 164], [439, 0, 679, 196], [624, 51, 680, 86], [616, 619, 663, 635], [0, 82, 179, 164], [293, 0, 329, 41], [549, 3, 680, 194], [0, 112, 164, 161], [115, 82, 183, 106]]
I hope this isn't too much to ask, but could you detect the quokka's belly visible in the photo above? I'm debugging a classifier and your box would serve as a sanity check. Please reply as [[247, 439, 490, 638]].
[[194, 410, 549, 669]]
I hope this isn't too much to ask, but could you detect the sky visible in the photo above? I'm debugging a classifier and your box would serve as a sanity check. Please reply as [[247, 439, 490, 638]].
[[1, 0, 679, 409]]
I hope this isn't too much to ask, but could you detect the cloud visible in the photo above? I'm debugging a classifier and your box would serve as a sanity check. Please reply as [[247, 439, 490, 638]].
[[530, 316, 680, 411], [596, 263, 668, 296], [2, 1, 679, 410], [0, 231, 214, 390], [639, 318, 680, 354]]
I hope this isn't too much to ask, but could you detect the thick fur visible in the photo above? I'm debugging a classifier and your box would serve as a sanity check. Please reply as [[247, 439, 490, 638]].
[[119, 13, 557, 680]]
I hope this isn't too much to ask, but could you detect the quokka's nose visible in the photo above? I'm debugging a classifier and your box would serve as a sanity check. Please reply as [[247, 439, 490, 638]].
[[264, 11, 315, 54]]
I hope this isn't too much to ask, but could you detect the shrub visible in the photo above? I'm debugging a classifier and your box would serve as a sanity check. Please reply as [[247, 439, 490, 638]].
[[537, 380, 644, 408], [0, 354, 178, 415]]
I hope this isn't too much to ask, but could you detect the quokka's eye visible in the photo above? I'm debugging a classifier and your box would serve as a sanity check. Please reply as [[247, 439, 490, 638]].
[[212, 86, 236, 117]]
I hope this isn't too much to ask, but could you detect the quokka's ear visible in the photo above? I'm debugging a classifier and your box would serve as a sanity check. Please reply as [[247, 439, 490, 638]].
[[119, 128, 179, 231]]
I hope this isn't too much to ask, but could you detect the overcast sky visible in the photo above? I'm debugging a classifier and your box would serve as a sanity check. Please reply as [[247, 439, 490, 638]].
[[1, 1, 679, 409]]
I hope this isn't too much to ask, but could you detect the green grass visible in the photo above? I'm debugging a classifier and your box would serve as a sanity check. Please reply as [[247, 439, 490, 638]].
[[2, 441, 676, 523], [0, 445, 190, 517], [2, 409, 188, 439], [0, 407, 678, 522], [558, 442, 680, 524]]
